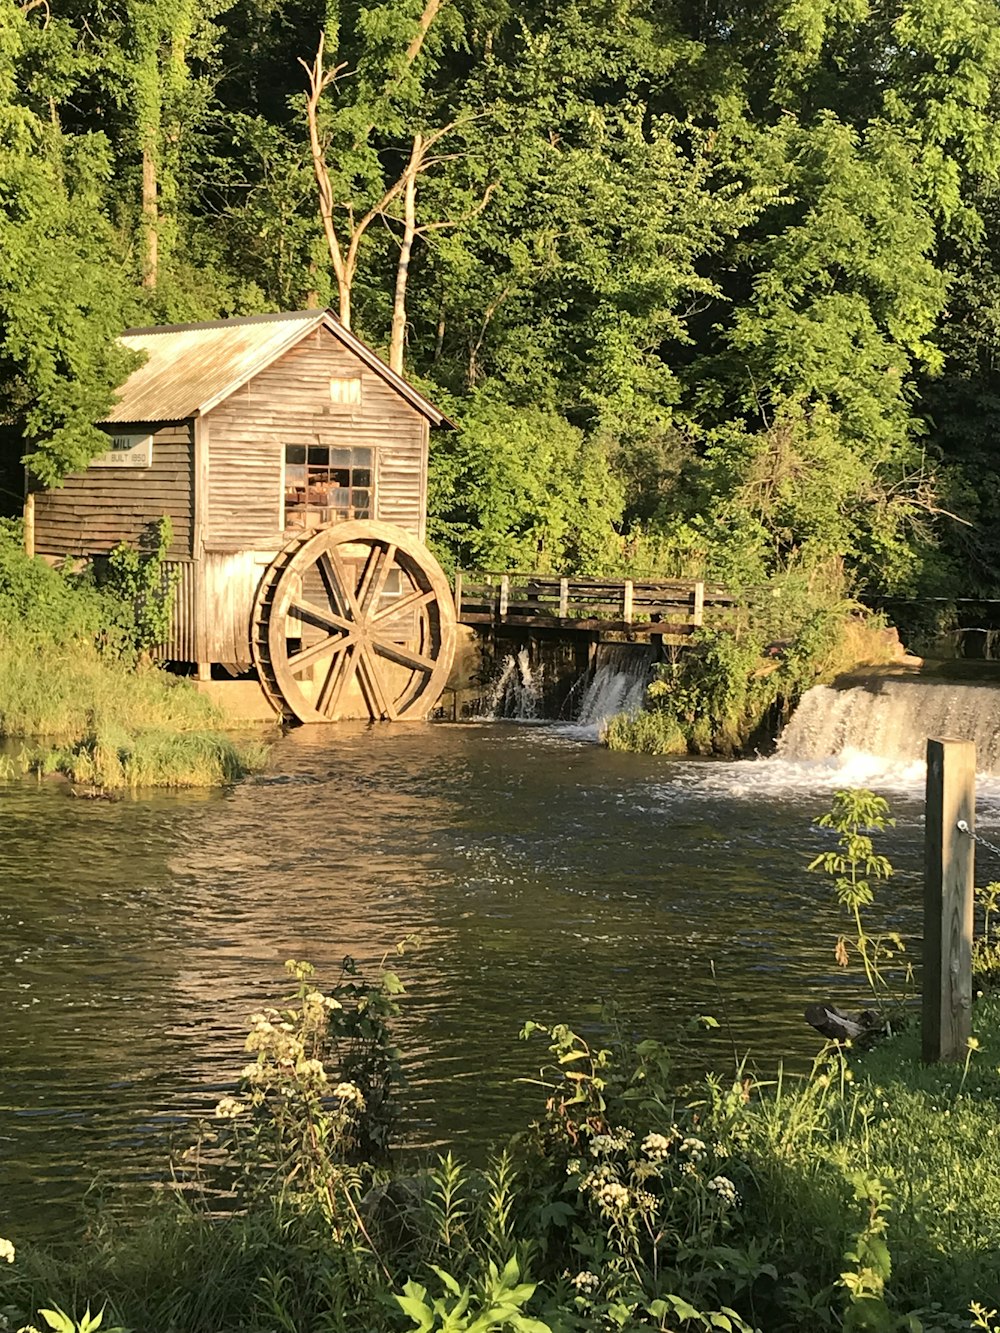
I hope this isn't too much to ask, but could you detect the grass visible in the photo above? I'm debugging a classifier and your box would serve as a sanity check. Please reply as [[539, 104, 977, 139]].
[[727, 1000, 1000, 1321], [0, 631, 270, 790]]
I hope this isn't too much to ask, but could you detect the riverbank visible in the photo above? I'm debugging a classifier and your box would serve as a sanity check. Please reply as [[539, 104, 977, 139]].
[[1, 965, 997, 1333], [0, 523, 269, 790]]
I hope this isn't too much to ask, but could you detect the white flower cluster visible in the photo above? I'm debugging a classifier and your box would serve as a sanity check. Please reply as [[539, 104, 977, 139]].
[[588, 1127, 634, 1157], [680, 1136, 707, 1163], [641, 1131, 675, 1162], [708, 1175, 740, 1208], [333, 1081, 365, 1107], [214, 1095, 246, 1119], [0, 1238, 13, 1264], [593, 1180, 630, 1211], [570, 1271, 600, 1295]]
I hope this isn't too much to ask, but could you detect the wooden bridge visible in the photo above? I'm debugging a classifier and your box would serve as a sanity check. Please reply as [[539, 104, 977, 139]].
[[454, 571, 733, 637]]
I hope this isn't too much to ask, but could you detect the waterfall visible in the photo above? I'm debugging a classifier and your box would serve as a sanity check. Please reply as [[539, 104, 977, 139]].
[[779, 676, 1000, 773], [482, 647, 544, 720], [573, 645, 653, 729]]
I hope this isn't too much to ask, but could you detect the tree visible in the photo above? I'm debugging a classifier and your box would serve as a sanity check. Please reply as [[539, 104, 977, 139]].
[[0, 0, 137, 488]]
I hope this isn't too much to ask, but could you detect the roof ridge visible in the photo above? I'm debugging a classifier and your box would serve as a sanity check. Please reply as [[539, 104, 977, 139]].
[[123, 309, 326, 337]]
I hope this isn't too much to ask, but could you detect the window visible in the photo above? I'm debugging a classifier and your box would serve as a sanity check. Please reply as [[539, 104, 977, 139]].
[[284, 444, 373, 529]]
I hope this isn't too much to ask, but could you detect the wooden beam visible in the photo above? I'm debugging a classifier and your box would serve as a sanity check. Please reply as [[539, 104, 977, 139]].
[[559, 577, 568, 618], [453, 567, 463, 619], [499, 574, 509, 618], [923, 737, 976, 1063], [693, 581, 704, 627], [623, 579, 633, 623]]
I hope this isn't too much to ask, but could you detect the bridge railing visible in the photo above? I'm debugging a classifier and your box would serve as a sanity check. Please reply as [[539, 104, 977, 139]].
[[455, 571, 734, 635]]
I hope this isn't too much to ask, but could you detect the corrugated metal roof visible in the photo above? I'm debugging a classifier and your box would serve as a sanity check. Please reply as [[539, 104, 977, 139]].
[[100, 309, 449, 426]]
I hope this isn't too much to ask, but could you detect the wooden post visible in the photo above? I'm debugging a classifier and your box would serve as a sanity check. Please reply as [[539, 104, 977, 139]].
[[923, 737, 976, 1063], [559, 577, 568, 619], [623, 579, 633, 623], [499, 574, 509, 619], [692, 581, 704, 628], [22, 490, 35, 559], [453, 568, 463, 620]]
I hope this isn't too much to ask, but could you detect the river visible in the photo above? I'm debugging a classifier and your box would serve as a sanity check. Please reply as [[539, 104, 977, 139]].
[[0, 721, 944, 1241]]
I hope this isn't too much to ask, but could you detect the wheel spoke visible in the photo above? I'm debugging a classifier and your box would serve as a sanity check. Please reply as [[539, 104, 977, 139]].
[[325, 545, 363, 621], [316, 552, 351, 620], [371, 635, 438, 674], [317, 642, 359, 717], [357, 646, 398, 721], [372, 586, 435, 623], [289, 596, 353, 636], [356, 542, 397, 618], [289, 632, 348, 675]]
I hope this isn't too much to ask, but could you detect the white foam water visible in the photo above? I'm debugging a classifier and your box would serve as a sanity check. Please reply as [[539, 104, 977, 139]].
[[482, 648, 544, 720], [779, 677, 1000, 773]]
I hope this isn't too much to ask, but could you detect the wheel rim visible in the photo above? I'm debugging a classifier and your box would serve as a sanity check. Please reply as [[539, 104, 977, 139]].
[[259, 521, 456, 723]]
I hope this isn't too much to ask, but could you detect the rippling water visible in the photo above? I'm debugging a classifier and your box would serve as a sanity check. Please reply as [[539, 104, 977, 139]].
[[1, 722, 962, 1241]]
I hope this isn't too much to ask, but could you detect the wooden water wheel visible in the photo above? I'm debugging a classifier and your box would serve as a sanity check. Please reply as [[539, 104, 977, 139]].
[[252, 520, 456, 723]]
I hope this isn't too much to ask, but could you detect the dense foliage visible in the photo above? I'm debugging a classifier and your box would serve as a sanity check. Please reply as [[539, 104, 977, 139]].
[[3, 0, 1000, 598]]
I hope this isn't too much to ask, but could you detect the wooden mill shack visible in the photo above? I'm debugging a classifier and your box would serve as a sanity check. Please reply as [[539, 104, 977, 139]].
[[28, 309, 457, 722]]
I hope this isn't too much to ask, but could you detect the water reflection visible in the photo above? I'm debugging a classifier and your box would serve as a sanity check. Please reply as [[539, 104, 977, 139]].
[[1, 723, 929, 1240]]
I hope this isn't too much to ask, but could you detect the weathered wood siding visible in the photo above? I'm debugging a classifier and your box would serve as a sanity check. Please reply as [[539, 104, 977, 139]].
[[33, 422, 194, 559], [204, 327, 427, 551], [158, 559, 198, 661], [200, 550, 278, 668]]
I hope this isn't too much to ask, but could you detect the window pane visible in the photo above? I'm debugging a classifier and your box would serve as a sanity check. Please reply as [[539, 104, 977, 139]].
[[331, 467, 350, 487], [308, 445, 328, 466], [285, 445, 306, 465], [330, 448, 351, 470], [285, 464, 306, 486], [351, 489, 370, 510], [351, 447, 373, 469], [353, 467, 371, 487]]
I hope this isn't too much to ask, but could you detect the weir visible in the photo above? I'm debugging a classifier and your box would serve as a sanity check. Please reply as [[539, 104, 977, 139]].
[[484, 641, 654, 726], [780, 673, 1000, 773]]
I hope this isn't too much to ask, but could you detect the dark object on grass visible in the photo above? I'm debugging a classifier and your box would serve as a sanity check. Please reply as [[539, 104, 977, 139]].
[[805, 1003, 884, 1045]]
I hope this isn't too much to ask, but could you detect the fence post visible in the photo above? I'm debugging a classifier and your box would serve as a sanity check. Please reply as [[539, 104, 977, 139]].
[[623, 579, 634, 623], [559, 577, 568, 619], [453, 568, 463, 620], [923, 737, 976, 1063], [499, 574, 509, 619], [692, 581, 705, 628]]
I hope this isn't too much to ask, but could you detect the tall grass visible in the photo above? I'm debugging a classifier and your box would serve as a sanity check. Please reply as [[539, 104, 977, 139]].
[[0, 632, 269, 790]]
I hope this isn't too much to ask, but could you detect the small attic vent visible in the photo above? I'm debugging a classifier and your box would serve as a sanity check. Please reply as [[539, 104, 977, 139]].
[[330, 376, 362, 406]]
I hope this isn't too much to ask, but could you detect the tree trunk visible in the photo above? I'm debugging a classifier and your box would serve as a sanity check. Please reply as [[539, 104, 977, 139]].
[[389, 136, 420, 375], [141, 145, 158, 288]]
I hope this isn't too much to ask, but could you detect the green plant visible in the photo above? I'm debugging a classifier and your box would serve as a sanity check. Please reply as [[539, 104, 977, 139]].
[[395, 1257, 550, 1333], [808, 790, 907, 1014], [98, 518, 180, 656], [18, 1308, 126, 1333]]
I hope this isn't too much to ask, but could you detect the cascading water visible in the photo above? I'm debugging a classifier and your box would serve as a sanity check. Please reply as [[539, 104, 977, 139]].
[[573, 645, 654, 730], [482, 647, 544, 719], [779, 675, 1000, 774]]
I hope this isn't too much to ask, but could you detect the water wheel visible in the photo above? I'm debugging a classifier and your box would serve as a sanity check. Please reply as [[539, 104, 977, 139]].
[[252, 520, 456, 723]]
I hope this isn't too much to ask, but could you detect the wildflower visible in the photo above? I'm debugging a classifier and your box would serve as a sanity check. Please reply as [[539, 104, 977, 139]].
[[594, 1181, 630, 1211], [0, 1238, 13, 1263], [708, 1175, 740, 1208], [588, 1127, 632, 1156], [566, 1158, 583, 1176], [570, 1271, 600, 1295], [641, 1131, 675, 1161], [333, 1081, 365, 1106], [214, 1096, 246, 1119], [680, 1136, 706, 1162], [299, 1057, 327, 1081]]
